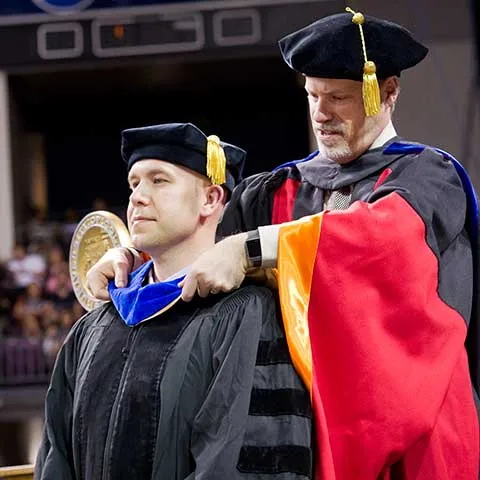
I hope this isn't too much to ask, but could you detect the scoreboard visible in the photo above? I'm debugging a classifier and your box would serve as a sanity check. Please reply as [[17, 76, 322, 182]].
[[0, 0, 343, 69], [0, 1, 208, 16]]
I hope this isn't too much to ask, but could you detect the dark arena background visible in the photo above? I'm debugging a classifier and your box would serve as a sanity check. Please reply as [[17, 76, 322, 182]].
[[0, 0, 478, 471]]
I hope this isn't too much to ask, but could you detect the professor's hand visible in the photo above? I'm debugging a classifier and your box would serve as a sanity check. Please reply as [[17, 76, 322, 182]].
[[86, 247, 135, 300], [179, 233, 249, 301]]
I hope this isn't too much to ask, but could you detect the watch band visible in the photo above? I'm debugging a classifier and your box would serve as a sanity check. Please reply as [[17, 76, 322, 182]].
[[245, 229, 262, 267]]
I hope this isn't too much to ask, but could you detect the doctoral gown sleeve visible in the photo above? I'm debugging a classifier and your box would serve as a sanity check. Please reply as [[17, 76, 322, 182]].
[[34, 317, 87, 480], [218, 170, 287, 237], [276, 148, 479, 479], [187, 286, 312, 479]]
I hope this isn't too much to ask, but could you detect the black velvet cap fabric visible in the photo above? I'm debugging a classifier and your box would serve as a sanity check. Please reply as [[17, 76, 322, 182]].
[[278, 12, 428, 80], [121, 122, 246, 193]]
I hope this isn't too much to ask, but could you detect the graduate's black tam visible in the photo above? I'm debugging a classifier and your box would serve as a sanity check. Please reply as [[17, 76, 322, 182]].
[[278, 11, 428, 81], [121, 122, 246, 193]]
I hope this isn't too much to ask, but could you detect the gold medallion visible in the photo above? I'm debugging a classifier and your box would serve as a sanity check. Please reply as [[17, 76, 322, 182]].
[[69, 210, 132, 311]]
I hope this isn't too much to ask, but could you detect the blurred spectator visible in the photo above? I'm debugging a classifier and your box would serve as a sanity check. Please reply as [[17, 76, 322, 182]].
[[72, 300, 85, 320], [1, 214, 88, 384], [42, 323, 62, 368], [40, 301, 60, 330], [44, 244, 69, 296], [21, 313, 42, 340], [6, 243, 46, 292], [49, 271, 75, 310], [92, 197, 108, 211], [0, 263, 12, 334], [11, 283, 46, 328], [23, 206, 57, 246], [59, 309, 75, 334]]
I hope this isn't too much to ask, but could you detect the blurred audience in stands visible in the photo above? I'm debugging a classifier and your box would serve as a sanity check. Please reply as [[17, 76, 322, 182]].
[[0, 206, 89, 384]]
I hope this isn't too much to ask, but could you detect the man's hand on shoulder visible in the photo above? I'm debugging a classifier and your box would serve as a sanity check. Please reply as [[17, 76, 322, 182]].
[[86, 247, 138, 300], [179, 233, 249, 301]]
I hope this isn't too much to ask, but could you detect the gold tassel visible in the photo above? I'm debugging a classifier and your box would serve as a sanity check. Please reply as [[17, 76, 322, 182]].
[[206, 135, 226, 185], [362, 61, 381, 116], [346, 7, 381, 116]]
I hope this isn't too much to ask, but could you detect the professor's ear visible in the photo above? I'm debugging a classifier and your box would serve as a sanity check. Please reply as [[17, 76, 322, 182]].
[[381, 76, 400, 108]]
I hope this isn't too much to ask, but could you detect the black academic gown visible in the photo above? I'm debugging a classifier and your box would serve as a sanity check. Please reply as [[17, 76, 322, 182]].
[[218, 138, 479, 478], [219, 137, 478, 396], [35, 285, 313, 480]]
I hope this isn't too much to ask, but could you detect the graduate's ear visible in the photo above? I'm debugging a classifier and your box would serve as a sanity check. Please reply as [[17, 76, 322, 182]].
[[199, 184, 226, 218]]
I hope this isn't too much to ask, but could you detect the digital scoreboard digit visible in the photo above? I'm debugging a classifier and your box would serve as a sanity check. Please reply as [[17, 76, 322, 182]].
[[91, 13, 204, 57]]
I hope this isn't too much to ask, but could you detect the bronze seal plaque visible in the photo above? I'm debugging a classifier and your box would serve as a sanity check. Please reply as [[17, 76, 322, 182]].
[[69, 210, 132, 311]]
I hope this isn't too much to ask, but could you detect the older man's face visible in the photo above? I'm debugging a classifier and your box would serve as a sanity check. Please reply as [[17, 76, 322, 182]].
[[305, 77, 392, 164]]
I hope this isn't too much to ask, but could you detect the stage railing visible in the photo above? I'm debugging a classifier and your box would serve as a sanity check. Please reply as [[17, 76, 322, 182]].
[[0, 464, 34, 479], [0, 338, 51, 386]]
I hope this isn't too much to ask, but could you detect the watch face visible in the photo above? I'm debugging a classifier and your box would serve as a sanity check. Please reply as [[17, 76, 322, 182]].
[[246, 234, 262, 260], [32, 0, 95, 14]]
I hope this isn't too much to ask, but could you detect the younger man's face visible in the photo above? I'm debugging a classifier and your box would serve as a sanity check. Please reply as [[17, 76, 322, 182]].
[[127, 159, 205, 256]]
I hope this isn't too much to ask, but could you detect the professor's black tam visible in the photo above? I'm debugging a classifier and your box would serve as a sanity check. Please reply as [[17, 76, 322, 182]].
[[279, 11, 428, 81]]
